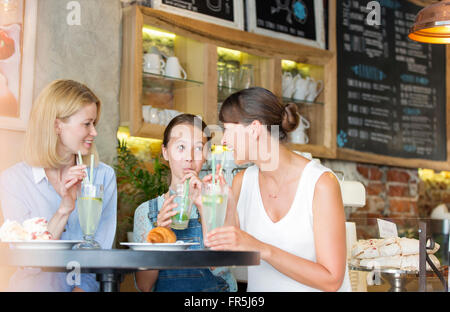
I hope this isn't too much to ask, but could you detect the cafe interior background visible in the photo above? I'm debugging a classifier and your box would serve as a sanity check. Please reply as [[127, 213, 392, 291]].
[[0, 0, 449, 292]]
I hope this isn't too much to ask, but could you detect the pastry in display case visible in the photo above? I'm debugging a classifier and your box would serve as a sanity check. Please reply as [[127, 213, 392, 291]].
[[350, 237, 441, 271]]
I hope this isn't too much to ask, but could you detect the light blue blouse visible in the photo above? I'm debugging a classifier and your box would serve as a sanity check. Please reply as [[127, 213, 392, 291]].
[[0, 161, 117, 292]]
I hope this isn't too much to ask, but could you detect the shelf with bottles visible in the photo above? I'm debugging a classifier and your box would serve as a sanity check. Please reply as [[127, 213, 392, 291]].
[[216, 46, 273, 104]]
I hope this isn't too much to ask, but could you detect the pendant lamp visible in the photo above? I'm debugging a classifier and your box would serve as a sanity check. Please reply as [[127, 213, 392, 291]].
[[409, 0, 450, 44]]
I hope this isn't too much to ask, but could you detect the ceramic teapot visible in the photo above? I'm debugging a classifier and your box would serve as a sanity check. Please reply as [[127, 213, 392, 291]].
[[305, 78, 324, 102]]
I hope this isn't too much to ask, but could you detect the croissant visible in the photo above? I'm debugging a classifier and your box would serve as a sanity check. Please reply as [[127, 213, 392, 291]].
[[146, 227, 177, 243]]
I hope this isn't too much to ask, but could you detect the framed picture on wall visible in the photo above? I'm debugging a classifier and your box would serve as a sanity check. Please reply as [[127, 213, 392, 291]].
[[246, 0, 326, 49], [150, 0, 244, 30], [0, 0, 37, 131]]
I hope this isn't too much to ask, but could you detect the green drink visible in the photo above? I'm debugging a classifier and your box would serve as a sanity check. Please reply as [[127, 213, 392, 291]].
[[171, 183, 193, 230], [171, 210, 190, 230], [78, 197, 103, 235]]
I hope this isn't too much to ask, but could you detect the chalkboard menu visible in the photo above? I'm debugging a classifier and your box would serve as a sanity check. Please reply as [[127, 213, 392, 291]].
[[254, 0, 317, 40], [151, 0, 244, 30], [337, 0, 447, 161], [246, 0, 325, 49]]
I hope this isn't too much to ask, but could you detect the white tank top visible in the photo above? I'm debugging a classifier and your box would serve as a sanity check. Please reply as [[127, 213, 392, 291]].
[[237, 161, 352, 292]]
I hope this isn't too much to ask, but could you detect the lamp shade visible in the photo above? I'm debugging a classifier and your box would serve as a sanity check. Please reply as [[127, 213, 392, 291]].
[[409, 0, 450, 44]]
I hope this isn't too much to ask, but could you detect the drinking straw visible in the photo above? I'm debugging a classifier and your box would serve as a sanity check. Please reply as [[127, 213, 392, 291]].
[[210, 148, 217, 230], [89, 154, 95, 185], [211, 151, 216, 186], [183, 178, 190, 215], [217, 148, 226, 184], [78, 150, 89, 184]]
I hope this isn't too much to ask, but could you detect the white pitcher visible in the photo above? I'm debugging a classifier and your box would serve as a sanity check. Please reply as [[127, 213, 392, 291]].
[[165, 56, 187, 79], [292, 75, 310, 101], [305, 78, 324, 102], [298, 114, 310, 130], [282, 72, 296, 98]]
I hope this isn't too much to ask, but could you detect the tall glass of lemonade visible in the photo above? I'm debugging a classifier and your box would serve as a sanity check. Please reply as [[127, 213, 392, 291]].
[[201, 183, 228, 236], [74, 183, 104, 249]]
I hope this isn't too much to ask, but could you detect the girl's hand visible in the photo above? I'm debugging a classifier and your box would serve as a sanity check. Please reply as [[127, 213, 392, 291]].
[[181, 170, 203, 209], [58, 165, 87, 216], [157, 193, 178, 228], [204, 226, 265, 254], [202, 164, 227, 186]]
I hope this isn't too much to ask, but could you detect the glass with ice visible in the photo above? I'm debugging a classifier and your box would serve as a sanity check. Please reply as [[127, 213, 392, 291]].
[[201, 182, 228, 235], [74, 183, 104, 249], [171, 182, 193, 230]]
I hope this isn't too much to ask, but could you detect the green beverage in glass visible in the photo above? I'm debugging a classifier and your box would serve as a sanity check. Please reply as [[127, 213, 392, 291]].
[[201, 183, 228, 235], [171, 182, 193, 230], [74, 183, 104, 249]]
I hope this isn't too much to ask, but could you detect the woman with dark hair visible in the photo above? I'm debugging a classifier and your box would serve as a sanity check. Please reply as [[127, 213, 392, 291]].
[[132, 113, 236, 292], [205, 87, 351, 292]]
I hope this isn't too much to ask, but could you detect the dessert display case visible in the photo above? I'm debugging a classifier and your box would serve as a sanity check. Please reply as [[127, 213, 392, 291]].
[[347, 217, 449, 292]]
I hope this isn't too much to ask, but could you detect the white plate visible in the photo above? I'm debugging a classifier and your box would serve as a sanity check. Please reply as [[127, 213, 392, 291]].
[[120, 241, 199, 251], [2, 240, 84, 250]]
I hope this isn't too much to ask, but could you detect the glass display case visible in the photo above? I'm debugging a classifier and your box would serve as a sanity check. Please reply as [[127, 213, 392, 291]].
[[347, 217, 449, 292]]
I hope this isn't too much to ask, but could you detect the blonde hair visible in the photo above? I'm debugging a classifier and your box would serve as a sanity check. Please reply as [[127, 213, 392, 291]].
[[24, 79, 102, 169]]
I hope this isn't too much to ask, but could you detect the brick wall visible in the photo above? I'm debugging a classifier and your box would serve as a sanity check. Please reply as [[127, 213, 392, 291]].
[[355, 164, 420, 219], [322, 159, 421, 238]]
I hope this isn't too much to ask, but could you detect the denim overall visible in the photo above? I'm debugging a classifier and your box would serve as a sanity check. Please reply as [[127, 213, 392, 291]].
[[147, 197, 230, 292]]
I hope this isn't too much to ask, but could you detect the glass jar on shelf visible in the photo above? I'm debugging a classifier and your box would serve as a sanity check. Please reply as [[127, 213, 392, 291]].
[[225, 63, 239, 91], [239, 64, 254, 89]]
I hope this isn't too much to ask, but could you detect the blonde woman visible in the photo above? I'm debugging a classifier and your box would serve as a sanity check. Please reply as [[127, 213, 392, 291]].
[[0, 79, 117, 292]]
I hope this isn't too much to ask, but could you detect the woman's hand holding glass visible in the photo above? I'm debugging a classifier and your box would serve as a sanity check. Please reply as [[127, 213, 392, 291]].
[[205, 225, 267, 256], [58, 164, 88, 216]]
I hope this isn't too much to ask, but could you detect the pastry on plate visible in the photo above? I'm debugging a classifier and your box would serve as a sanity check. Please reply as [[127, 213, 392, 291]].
[[146, 227, 177, 243]]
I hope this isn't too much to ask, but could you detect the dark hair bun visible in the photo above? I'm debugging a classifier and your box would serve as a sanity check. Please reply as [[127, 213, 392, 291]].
[[281, 102, 299, 133]]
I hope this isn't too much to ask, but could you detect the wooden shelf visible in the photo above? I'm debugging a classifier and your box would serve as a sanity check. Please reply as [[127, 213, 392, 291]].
[[143, 72, 203, 89], [137, 123, 166, 140], [119, 5, 338, 159], [281, 97, 325, 106]]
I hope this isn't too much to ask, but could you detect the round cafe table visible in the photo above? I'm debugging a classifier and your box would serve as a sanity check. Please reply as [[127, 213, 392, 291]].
[[0, 247, 260, 292]]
